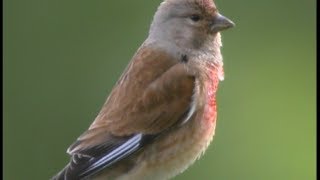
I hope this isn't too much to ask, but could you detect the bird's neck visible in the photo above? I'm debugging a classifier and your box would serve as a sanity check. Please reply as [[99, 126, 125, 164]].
[[145, 33, 223, 63]]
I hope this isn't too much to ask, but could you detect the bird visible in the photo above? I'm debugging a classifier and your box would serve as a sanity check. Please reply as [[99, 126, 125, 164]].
[[52, 0, 234, 179]]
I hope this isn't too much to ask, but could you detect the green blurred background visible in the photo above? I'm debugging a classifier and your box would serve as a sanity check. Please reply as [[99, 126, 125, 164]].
[[4, 0, 316, 179]]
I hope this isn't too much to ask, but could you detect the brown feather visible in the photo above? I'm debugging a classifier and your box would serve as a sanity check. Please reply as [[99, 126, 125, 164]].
[[68, 46, 195, 154]]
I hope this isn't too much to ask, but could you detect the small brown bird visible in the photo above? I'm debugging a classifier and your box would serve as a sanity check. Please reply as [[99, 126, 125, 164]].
[[52, 0, 234, 179]]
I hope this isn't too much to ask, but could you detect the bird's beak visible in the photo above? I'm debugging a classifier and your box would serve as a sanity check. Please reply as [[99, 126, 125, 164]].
[[211, 13, 235, 32]]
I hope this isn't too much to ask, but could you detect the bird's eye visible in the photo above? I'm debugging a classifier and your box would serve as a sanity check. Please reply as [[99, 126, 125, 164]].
[[190, 15, 201, 22]]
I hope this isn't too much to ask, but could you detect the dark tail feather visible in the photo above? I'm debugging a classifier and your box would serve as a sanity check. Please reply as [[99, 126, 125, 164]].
[[52, 154, 93, 180], [51, 163, 71, 180], [51, 163, 86, 180]]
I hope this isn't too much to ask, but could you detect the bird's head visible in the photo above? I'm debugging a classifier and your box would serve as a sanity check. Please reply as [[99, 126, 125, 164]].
[[148, 0, 234, 52]]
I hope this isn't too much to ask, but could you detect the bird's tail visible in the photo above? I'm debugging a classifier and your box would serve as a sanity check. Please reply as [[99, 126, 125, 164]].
[[51, 162, 83, 180], [51, 163, 70, 180]]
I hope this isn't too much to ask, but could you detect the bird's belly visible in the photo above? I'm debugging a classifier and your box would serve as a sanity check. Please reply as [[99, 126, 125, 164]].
[[119, 78, 219, 180]]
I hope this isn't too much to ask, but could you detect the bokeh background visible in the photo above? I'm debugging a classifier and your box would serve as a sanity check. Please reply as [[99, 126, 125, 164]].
[[4, 0, 316, 179]]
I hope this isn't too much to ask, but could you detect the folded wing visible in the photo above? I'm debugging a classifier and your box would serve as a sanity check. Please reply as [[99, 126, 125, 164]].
[[53, 47, 195, 180]]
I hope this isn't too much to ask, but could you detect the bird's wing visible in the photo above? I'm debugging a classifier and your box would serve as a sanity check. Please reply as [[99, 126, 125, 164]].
[[60, 46, 195, 179]]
